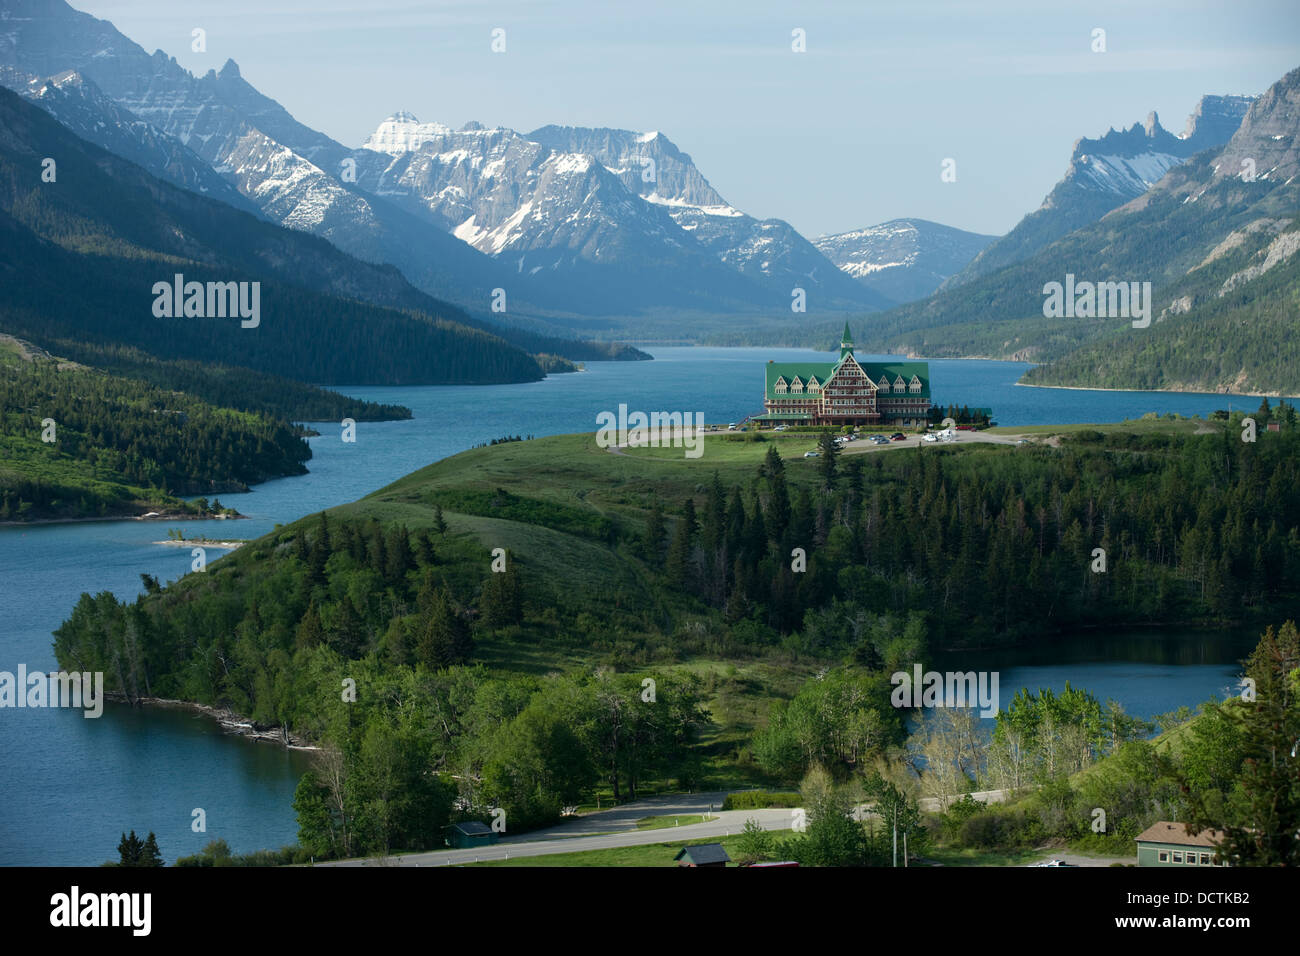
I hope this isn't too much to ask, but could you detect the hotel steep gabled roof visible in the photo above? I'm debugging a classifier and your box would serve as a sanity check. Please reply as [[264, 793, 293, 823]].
[[765, 357, 932, 402]]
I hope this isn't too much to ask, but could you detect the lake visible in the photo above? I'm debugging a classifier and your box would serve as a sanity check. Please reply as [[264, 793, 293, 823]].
[[0, 348, 1280, 864]]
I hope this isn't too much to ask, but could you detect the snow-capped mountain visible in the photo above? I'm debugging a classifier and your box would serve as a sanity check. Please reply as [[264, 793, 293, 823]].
[[812, 219, 998, 304], [0, 1, 509, 309], [946, 95, 1254, 288], [525, 125, 880, 304], [1, 65, 261, 217], [348, 116, 887, 311], [0, 0, 887, 318]]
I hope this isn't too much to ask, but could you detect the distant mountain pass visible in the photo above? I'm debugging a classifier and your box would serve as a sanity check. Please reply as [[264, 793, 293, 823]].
[[813, 219, 998, 304]]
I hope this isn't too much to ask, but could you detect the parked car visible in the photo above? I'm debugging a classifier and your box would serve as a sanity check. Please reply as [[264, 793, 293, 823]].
[[774, 425, 788, 432], [728, 423, 737, 430], [803, 451, 819, 458], [890, 433, 906, 441]]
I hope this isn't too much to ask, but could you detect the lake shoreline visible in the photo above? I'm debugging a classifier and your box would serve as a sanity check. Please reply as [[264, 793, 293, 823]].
[[107, 694, 321, 752], [0, 511, 247, 529]]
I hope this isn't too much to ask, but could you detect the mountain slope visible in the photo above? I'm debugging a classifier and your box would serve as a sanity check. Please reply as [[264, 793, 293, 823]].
[[0, 0, 517, 311], [858, 66, 1300, 395], [946, 95, 1253, 289], [526, 125, 889, 310], [0, 84, 545, 386], [812, 219, 998, 304]]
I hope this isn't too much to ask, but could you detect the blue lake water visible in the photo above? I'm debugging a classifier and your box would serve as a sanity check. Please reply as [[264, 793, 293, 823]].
[[0, 348, 1282, 864]]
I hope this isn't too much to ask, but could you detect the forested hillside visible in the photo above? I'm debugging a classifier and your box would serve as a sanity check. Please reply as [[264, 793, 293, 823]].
[[854, 66, 1300, 395], [50, 422, 1300, 854], [0, 342, 310, 520], [0, 85, 545, 387]]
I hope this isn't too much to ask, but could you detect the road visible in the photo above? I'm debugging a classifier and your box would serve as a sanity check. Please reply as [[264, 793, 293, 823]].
[[320, 789, 1026, 867], [322, 791, 795, 866]]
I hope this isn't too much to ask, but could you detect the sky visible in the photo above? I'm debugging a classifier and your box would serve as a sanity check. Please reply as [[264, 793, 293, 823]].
[[74, 0, 1300, 239]]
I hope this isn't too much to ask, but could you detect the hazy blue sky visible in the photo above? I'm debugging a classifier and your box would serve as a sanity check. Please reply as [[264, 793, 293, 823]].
[[76, 0, 1299, 238]]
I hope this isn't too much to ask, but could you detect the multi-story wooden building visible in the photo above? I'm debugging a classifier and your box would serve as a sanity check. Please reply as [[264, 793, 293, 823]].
[[757, 323, 931, 428]]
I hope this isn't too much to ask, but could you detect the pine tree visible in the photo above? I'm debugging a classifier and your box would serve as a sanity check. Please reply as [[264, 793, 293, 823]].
[[433, 505, 448, 535], [385, 525, 412, 582], [328, 595, 365, 658], [644, 498, 667, 565], [117, 830, 143, 866], [141, 832, 164, 867], [416, 588, 472, 668], [665, 518, 693, 587], [817, 432, 839, 486], [480, 553, 523, 627], [681, 497, 698, 540]]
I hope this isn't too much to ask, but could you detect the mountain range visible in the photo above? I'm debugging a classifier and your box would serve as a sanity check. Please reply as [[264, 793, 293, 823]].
[[2, 0, 1294, 395], [0, 0, 915, 324], [945, 95, 1255, 289], [855, 67, 1300, 395]]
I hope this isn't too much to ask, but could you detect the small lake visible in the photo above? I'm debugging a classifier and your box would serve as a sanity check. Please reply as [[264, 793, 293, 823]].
[[0, 348, 1284, 864]]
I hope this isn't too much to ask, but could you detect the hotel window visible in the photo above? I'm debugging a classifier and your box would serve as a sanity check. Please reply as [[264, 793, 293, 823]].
[[1199, 853, 1211, 865], [1157, 851, 1168, 862], [1172, 852, 1183, 863]]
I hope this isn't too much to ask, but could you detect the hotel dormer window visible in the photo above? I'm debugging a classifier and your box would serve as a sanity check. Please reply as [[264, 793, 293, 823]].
[[894, 375, 906, 390], [909, 375, 922, 393], [775, 377, 788, 394], [808, 376, 820, 393], [791, 377, 804, 393], [878, 376, 891, 392]]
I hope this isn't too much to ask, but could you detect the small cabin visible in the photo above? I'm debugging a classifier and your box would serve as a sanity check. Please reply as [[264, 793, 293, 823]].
[[674, 843, 731, 868], [445, 821, 498, 849]]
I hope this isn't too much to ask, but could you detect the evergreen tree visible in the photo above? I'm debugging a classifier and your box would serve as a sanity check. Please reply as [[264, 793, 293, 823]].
[[116, 830, 143, 866], [817, 432, 839, 486], [328, 595, 366, 658], [416, 588, 472, 668], [480, 552, 523, 627], [644, 498, 667, 565], [664, 517, 693, 588], [140, 832, 164, 867]]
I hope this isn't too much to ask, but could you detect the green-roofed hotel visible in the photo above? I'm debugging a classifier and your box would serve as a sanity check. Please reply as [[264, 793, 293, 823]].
[[758, 323, 931, 428]]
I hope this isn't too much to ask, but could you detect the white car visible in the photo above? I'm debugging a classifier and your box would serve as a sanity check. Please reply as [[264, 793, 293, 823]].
[[803, 451, 819, 458]]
